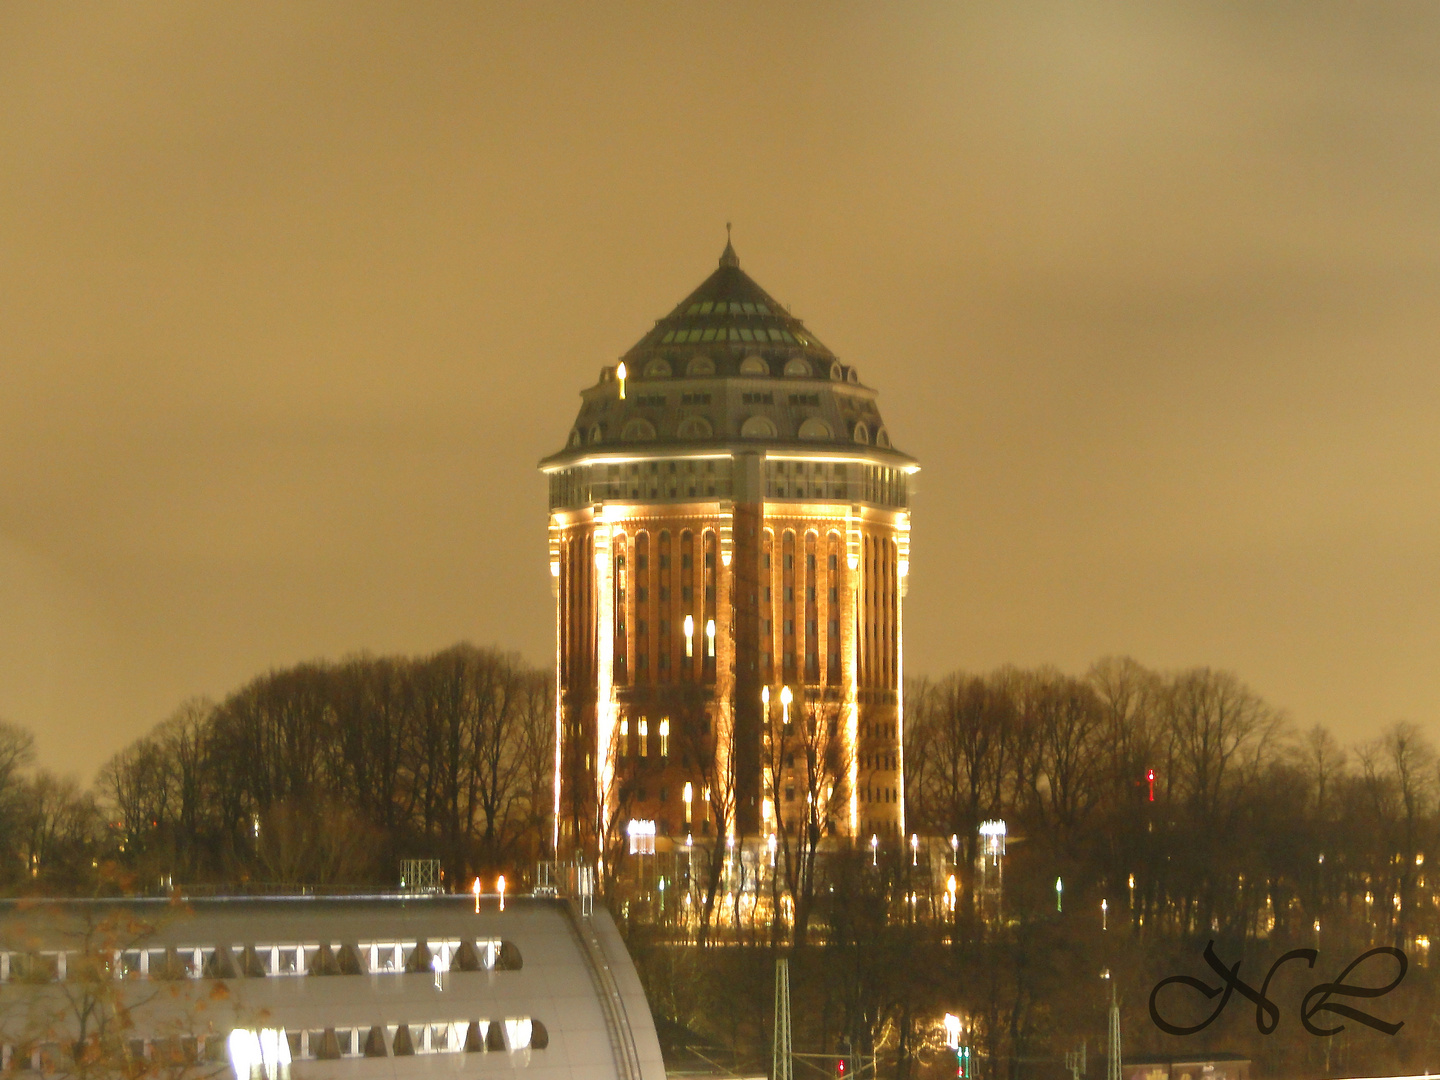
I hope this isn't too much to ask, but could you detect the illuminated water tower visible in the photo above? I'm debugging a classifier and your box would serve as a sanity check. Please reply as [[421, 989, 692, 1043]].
[[540, 237, 918, 862]]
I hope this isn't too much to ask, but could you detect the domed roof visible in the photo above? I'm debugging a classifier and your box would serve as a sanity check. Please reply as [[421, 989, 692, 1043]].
[[541, 237, 915, 470], [623, 239, 834, 361]]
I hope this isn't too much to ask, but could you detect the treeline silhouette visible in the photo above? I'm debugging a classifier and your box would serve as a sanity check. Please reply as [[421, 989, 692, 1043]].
[[0, 644, 552, 893], [905, 657, 1434, 955], [4, 651, 1440, 1073]]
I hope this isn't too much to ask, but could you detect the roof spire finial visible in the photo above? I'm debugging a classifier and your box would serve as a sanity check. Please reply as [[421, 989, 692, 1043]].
[[719, 222, 739, 269]]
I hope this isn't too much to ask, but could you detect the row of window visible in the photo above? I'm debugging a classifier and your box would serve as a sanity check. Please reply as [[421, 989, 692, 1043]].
[[0, 1019, 547, 1079], [684, 300, 774, 316], [0, 939, 518, 982], [662, 326, 799, 345], [549, 458, 906, 510], [616, 354, 859, 383]]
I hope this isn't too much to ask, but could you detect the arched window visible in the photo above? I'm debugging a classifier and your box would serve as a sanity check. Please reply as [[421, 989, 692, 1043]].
[[569, 429, 582, 447], [741, 415, 778, 438], [588, 424, 604, 444], [644, 357, 673, 378], [852, 421, 870, 445], [875, 427, 891, 448], [686, 355, 715, 376], [846, 368, 860, 384], [784, 357, 811, 378], [622, 418, 657, 442], [798, 417, 832, 441], [829, 361, 844, 381], [739, 355, 769, 376], [676, 416, 714, 439]]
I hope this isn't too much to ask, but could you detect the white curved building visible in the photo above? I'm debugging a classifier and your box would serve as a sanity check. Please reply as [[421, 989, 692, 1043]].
[[0, 895, 663, 1080]]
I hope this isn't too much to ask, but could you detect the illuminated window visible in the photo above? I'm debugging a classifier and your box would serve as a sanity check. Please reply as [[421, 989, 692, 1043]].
[[627, 820, 656, 855], [659, 718, 670, 757], [639, 720, 649, 757]]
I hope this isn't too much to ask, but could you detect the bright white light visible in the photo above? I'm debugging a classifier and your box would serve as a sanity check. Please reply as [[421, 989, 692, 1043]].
[[943, 1013, 961, 1050], [684, 614, 694, 657], [706, 618, 715, 657], [628, 819, 656, 855], [616, 362, 627, 400], [228, 1029, 257, 1080], [504, 1018, 533, 1051]]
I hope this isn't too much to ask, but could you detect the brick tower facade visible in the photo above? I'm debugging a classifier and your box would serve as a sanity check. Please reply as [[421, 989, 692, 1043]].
[[541, 240, 916, 867]]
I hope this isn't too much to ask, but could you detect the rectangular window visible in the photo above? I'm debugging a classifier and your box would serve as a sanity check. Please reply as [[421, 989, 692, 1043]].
[[763, 619, 771, 635], [784, 554, 794, 570], [638, 619, 648, 635], [828, 554, 838, 571], [681, 554, 692, 569], [764, 587, 772, 602], [658, 653, 670, 670], [829, 620, 839, 636], [784, 620, 794, 636], [829, 587, 838, 603], [808, 620, 818, 636], [637, 654, 649, 671], [659, 586, 670, 601], [807, 554, 816, 571], [807, 587, 816, 602], [659, 620, 669, 636], [704, 552, 715, 568], [682, 586, 693, 602], [785, 586, 794, 603], [659, 554, 670, 569], [705, 586, 715, 602], [637, 587, 648, 603], [764, 553, 772, 569]]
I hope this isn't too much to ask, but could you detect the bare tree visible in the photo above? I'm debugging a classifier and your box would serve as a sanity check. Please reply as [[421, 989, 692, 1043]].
[[767, 692, 850, 948]]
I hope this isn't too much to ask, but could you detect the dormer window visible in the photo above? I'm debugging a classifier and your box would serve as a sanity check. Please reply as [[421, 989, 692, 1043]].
[[677, 416, 714, 439], [784, 357, 811, 378], [644, 358, 673, 378], [622, 418, 657, 442]]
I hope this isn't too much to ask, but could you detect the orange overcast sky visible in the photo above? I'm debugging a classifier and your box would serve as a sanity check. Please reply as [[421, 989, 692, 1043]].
[[2, 3, 1438, 780]]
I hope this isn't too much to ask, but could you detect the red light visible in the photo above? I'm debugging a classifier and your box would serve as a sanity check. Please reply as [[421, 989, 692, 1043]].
[[1146, 768, 1155, 802]]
